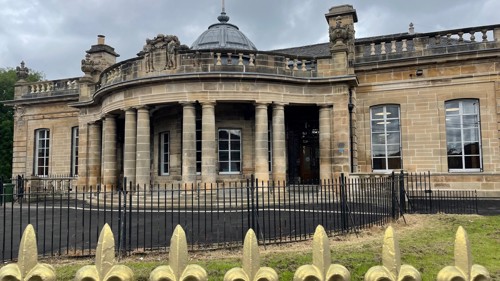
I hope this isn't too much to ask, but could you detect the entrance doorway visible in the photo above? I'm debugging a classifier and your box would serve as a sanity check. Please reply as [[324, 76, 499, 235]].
[[286, 106, 319, 183]]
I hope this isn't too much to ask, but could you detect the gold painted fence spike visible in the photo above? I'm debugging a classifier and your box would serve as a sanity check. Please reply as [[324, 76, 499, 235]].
[[0, 224, 56, 281], [224, 228, 278, 281], [74, 223, 133, 281], [437, 226, 491, 281], [293, 225, 350, 281], [150, 225, 207, 281], [364, 226, 421, 281]]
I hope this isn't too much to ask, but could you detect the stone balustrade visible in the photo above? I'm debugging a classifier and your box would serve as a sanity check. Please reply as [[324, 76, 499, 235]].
[[355, 24, 500, 62], [0, 223, 491, 281], [95, 50, 317, 91], [20, 78, 79, 98]]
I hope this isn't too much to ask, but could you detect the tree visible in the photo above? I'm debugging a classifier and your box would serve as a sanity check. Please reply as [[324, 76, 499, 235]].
[[0, 67, 43, 180]]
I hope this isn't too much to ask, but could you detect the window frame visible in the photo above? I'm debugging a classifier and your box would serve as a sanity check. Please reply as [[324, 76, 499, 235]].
[[160, 131, 170, 176], [370, 105, 402, 171], [34, 129, 50, 177], [445, 99, 483, 172], [218, 128, 242, 174], [70, 127, 79, 177]]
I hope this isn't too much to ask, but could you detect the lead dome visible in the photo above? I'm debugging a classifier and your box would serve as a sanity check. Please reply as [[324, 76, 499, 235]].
[[191, 10, 257, 51]]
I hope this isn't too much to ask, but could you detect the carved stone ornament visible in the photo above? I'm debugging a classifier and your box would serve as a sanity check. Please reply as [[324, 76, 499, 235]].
[[364, 226, 421, 281], [81, 53, 95, 77], [293, 225, 350, 281], [224, 229, 278, 281], [437, 226, 491, 281], [0, 224, 56, 281], [139, 34, 181, 72], [150, 225, 208, 281], [329, 16, 354, 48], [16, 61, 29, 81], [74, 224, 134, 281]]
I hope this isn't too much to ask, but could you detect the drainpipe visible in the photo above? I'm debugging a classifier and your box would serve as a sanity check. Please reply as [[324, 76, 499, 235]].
[[348, 88, 354, 173]]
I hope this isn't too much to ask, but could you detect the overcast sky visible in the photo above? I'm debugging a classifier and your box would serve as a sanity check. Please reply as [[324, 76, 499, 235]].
[[1, 0, 498, 80]]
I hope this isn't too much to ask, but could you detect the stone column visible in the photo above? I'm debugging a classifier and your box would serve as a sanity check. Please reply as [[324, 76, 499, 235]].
[[136, 106, 151, 189], [88, 121, 102, 188], [123, 108, 137, 189], [102, 115, 117, 189], [201, 101, 216, 185], [272, 103, 286, 183], [254, 102, 269, 183], [319, 105, 332, 181], [181, 102, 197, 186]]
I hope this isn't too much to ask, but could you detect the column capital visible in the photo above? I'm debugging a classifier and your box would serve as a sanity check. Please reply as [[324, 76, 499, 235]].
[[318, 103, 333, 109], [179, 101, 196, 106], [254, 102, 269, 108], [272, 102, 288, 109], [102, 113, 117, 120], [200, 100, 216, 107], [123, 107, 137, 113], [88, 120, 102, 126], [135, 105, 150, 111]]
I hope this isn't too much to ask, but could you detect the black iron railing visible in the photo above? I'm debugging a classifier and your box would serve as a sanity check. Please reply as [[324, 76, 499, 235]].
[[0, 174, 399, 262]]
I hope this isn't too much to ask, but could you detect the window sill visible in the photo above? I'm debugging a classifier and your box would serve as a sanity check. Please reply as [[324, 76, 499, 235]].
[[219, 172, 241, 175], [448, 169, 482, 173]]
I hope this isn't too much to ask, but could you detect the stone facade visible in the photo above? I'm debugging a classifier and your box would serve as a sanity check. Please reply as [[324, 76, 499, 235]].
[[5, 4, 500, 196]]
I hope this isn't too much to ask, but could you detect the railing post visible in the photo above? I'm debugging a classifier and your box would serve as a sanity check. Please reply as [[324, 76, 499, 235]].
[[391, 172, 396, 220], [340, 173, 348, 232], [250, 174, 256, 232], [399, 170, 406, 214]]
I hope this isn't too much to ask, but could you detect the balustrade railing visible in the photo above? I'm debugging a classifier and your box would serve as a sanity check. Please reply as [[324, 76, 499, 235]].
[[25, 78, 79, 96], [355, 24, 500, 60]]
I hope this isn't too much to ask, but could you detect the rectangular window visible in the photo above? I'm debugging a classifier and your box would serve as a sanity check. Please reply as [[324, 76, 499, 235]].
[[35, 129, 50, 176], [446, 99, 482, 171], [160, 132, 170, 175], [218, 129, 241, 174], [370, 105, 402, 170], [71, 127, 79, 176], [268, 120, 272, 172]]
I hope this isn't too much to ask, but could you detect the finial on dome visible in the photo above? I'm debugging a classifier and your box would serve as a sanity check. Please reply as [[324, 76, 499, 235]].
[[218, 0, 230, 23]]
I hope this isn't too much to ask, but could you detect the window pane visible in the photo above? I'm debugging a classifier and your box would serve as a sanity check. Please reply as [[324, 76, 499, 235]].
[[219, 162, 229, 172], [463, 115, 479, 128], [371, 121, 385, 133], [387, 157, 401, 169], [463, 128, 479, 142], [219, 140, 229, 150], [446, 116, 461, 128], [230, 130, 241, 140], [447, 142, 462, 156], [465, 156, 481, 169], [371, 106, 384, 119], [372, 133, 386, 145], [372, 145, 386, 157], [373, 158, 386, 170], [446, 128, 461, 143], [387, 145, 401, 157], [448, 156, 463, 169], [464, 142, 480, 154], [386, 106, 399, 118], [386, 119, 400, 132], [386, 132, 400, 145], [219, 151, 229, 161], [231, 151, 240, 161], [462, 100, 478, 114], [230, 140, 240, 150], [445, 101, 460, 115], [219, 130, 228, 139], [231, 162, 241, 172]]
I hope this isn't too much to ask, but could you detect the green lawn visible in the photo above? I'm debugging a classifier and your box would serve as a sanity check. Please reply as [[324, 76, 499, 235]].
[[47, 215, 500, 280]]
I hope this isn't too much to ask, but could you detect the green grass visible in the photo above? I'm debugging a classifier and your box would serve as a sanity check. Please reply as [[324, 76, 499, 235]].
[[47, 214, 499, 281]]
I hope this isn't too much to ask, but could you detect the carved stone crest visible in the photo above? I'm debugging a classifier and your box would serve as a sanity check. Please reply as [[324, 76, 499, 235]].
[[329, 16, 354, 48], [138, 34, 181, 72]]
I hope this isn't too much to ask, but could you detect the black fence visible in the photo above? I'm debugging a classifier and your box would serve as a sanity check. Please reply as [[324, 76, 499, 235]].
[[0, 171, 479, 262], [0, 174, 401, 262], [400, 171, 478, 214]]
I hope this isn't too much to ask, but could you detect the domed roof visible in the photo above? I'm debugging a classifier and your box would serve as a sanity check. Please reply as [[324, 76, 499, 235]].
[[191, 11, 257, 51]]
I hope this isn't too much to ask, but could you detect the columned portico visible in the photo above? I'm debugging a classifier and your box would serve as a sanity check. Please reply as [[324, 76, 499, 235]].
[[88, 121, 102, 188], [201, 101, 216, 185], [181, 102, 197, 186], [123, 108, 137, 187], [319, 105, 333, 181], [254, 102, 269, 183], [136, 106, 151, 189], [102, 115, 117, 188], [272, 103, 286, 183]]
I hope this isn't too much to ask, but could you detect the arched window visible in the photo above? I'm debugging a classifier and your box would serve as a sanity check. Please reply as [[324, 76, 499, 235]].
[[370, 105, 402, 170], [34, 129, 50, 176], [445, 99, 482, 171]]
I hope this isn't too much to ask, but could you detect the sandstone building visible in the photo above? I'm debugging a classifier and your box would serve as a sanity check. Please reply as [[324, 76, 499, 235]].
[[6, 4, 500, 196]]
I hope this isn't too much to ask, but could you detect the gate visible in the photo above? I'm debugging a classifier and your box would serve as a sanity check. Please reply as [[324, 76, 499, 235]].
[[398, 171, 478, 214]]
